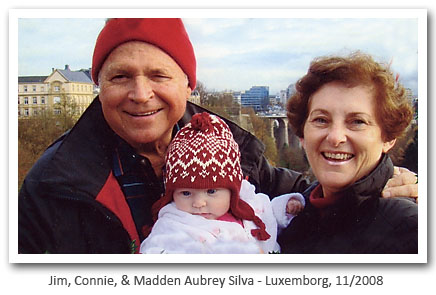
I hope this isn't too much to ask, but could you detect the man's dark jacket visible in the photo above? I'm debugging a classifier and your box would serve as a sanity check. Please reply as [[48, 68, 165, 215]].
[[278, 154, 418, 254], [18, 97, 308, 254]]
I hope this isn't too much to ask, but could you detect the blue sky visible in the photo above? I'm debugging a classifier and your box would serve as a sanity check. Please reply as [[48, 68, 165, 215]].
[[17, 11, 422, 95]]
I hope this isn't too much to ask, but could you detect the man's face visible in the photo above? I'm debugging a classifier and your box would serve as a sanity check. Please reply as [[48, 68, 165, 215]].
[[98, 41, 192, 152]]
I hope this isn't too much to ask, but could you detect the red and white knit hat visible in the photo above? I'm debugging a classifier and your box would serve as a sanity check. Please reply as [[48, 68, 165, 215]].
[[152, 112, 270, 241], [165, 112, 242, 199]]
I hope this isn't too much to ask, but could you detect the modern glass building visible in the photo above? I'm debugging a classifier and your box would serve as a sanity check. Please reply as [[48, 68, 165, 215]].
[[240, 86, 269, 111]]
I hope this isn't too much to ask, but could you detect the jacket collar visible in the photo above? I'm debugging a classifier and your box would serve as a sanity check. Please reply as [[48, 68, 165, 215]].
[[345, 153, 394, 205]]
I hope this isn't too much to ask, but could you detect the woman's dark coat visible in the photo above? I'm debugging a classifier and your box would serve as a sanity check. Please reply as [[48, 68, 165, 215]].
[[278, 154, 418, 254]]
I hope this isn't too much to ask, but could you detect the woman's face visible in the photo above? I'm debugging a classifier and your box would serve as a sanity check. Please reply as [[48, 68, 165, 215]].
[[301, 82, 396, 196], [98, 41, 192, 152]]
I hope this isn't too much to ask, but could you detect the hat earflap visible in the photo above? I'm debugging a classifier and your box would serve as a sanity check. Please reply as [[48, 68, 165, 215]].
[[230, 194, 271, 241]]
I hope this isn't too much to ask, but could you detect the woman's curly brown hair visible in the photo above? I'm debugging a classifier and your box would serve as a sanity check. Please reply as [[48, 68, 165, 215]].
[[286, 51, 413, 142]]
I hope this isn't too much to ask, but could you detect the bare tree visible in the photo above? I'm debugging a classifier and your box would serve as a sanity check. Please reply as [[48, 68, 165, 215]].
[[18, 94, 80, 189]]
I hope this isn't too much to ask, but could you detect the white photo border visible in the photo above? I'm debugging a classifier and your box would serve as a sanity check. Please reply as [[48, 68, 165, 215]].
[[9, 8, 427, 264]]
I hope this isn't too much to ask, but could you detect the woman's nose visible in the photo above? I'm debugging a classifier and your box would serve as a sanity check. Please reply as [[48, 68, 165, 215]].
[[326, 123, 347, 147], [127, 76, 153, 103]]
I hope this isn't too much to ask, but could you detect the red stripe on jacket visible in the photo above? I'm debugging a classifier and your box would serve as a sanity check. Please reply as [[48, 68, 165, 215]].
[[96, 171, 140, 253]]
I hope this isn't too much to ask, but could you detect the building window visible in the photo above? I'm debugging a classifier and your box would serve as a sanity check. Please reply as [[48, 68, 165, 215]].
[[24, 86, 28, 92], [24, 97, 29, 104], [54, 108, 61, 115], [33, 85, 36, 92], [54, 86, 60, 92], [18, 97, 20, 104], [41, 97, 45, 104], [33, 97, 37, 104], [24, 109, 29, 116], [54, 96, 61, 103]]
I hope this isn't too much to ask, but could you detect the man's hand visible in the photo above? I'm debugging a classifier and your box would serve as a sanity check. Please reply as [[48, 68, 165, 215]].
[[286, 198, 304, 215], [382, 167, 418, 202]]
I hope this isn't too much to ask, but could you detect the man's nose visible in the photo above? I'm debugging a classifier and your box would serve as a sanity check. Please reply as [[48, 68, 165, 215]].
[[127, 76, 153, 103]]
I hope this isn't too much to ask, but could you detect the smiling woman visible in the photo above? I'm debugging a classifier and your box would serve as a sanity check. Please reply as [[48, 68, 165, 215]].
[[301, 82, 397, 196], [278, 51, 418, 254]]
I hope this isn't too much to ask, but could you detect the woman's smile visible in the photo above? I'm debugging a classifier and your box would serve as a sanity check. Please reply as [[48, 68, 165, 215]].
[[322, 151, 354, 162]]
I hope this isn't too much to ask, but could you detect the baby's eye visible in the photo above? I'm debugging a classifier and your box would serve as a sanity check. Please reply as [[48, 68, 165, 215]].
[[206, 189, 217, 195], [181, 191, 191, 196]]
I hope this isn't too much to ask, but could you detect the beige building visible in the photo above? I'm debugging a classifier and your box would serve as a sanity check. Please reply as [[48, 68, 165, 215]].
[[188, 89, 200, 105], [18, 65, 96, 118]]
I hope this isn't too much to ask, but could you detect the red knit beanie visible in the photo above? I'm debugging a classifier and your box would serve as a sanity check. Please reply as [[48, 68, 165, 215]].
[[152, 112, 271, 241], [91, 18, 196, 89]]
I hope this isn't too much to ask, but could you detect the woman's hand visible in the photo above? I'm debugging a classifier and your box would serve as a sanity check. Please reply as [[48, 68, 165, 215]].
[[382, 167, 418, 202]]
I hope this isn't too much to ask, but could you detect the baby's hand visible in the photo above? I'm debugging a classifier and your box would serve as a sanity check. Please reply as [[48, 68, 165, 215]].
[[286, 198, 304, 215]]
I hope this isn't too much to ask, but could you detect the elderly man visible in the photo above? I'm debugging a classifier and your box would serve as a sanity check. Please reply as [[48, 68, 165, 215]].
[[18, 18, 417, 254]]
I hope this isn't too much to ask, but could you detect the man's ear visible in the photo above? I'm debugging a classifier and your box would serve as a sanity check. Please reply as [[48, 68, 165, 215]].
[[185, 86, 192, 100], [382, 138, 397, 153]]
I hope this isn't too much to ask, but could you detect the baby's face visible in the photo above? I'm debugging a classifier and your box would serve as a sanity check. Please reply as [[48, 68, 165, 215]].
[[173, 188, 231, 219]]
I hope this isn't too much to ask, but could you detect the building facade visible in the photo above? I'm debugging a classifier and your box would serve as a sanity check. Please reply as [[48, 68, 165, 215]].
[[18, 65, 96, 118], [188, 89, 201, 105], [240, 86, 269, 111]]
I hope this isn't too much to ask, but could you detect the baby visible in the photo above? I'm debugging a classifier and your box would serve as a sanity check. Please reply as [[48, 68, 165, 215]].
[[140, 112, 304, 254]]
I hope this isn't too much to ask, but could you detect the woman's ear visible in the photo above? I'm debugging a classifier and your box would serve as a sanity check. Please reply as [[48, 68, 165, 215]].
[[299, 137, 305, 149], [382, 138, 397, 153]]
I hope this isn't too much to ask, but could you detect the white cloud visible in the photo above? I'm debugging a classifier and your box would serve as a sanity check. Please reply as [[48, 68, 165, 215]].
[[187, 17, 419, 94]]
